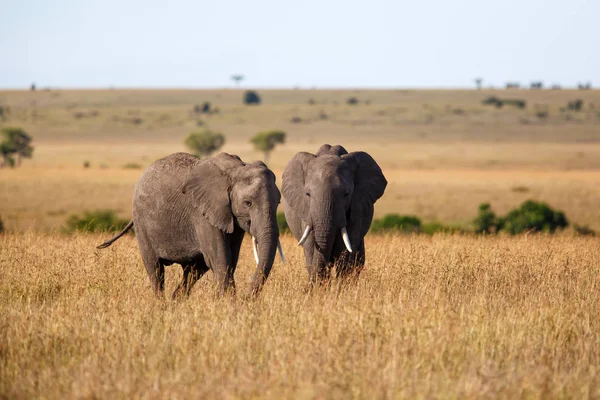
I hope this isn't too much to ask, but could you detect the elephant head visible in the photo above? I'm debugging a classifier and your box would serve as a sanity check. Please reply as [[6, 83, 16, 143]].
[[282, 144, 387, 280], [183, 153, 283, 294]]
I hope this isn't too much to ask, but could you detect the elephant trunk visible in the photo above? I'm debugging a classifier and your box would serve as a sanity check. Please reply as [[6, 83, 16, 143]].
[[309, 198, 348, 282], [311, 221, 335, 281], [313, 222, 335, 254], [250, 218, 278, 296]]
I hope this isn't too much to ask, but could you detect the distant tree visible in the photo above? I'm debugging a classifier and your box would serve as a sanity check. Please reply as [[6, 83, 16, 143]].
[[231, 74, 244, 87], [475, 78, 483, 90], [0, 141, 17, 168], [250, 130, 286, 163], [530, 81, 543, 90], [578, 82, 592, 90], [184, 130, 225, 159], [1, 127, 34, 167], [30, 83, 36, 91], [346, 97, 359, 105], [0, 214, 4, 233], [473, 203, 501, 234], [193, 102, 211, 114], [244, 90, 261, 105]]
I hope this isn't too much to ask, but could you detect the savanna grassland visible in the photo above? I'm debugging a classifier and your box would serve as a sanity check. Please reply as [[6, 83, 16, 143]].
[[1, 88, 600, 231], [1, 233, 599, 398], [1, 88, 600, 398]]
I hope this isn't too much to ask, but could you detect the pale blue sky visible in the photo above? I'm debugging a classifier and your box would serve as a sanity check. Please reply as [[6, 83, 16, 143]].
[[1, 0, 598, 88]]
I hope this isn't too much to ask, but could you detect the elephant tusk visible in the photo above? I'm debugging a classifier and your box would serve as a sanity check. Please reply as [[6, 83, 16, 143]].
[[277, 239, 286, 264], [252, 236, 259, 265], [297, 225, 312, 246], [341, 227, 353, 253]]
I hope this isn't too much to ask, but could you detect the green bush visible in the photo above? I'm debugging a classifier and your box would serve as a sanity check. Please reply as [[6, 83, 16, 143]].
[[482, 97, 526, 109], [371, 214, 421, 233], [122, 162, 143, 169], [503, 99, 526, 109], [346, 97, 359, 105], [574, 224, 596, 236], [501, 200, 568, 234], [277, 212, 289, 234], [244, 90, 261, 105], [567, 99, 583, 111], [482, 96, 502, 107], [473, 203, 502, 233], [64, 210, 129, 233], [422, 222, 461, 235]]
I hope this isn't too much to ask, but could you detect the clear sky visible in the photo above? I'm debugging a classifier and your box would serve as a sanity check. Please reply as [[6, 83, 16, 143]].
[[1, 0, 598, 89]]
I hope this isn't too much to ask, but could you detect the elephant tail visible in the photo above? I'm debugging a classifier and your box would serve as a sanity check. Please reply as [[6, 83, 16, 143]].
[[96, 220, 134, 249]]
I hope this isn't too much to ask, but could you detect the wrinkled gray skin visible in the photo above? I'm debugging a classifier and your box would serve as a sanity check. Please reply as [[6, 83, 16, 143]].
[[282, 144, 387, 284], [97, 152, 281, 299]]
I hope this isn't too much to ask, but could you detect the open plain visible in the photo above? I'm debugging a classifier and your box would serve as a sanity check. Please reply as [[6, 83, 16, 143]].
[[1, 88, 600, 398]]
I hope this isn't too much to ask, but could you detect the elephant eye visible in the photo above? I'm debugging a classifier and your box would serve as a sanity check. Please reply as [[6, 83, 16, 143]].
[[244, 200, 252, 207], [344, 190, 351, 197], [305, 191, 310, 197]]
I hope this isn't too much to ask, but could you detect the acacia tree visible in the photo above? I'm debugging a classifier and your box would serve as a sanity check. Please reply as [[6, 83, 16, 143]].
[[250, 130, 286, 163], [1, 127, 34, 168], [231, 74, 244, 87], [184, 129, 225, 158]]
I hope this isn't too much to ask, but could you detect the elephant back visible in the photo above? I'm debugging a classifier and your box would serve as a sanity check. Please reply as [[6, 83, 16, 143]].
[[134, 153, 201, 210]]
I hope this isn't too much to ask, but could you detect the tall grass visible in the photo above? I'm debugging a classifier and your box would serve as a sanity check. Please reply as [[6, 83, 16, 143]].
[[1, 232, 599, 398]]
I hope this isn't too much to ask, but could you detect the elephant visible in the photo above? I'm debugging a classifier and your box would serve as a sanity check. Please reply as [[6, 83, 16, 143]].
[[282, 144, 387, 284], [96, 152, 284, 299]]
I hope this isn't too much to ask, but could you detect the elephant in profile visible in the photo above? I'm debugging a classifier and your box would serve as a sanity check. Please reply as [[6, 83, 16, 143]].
[[97, 152, 284, 299], [282, 144, 387, 284]]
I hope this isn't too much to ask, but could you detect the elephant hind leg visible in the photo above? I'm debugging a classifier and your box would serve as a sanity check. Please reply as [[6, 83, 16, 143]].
[[172, 255, 209, 300], [146, 257, 165, 299], [136, 231, 165, 299]]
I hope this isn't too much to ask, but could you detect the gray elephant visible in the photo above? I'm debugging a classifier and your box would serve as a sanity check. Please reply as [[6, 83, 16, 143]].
[[282, 144, 387, 284], [96, 152, 284, 299]]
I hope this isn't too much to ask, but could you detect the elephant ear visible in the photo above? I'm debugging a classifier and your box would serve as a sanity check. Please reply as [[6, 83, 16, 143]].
[[343, 152, 388, 235], [316, 144, 348, 157], [182, 153, 245, 233], [282, 152, 315, 219]]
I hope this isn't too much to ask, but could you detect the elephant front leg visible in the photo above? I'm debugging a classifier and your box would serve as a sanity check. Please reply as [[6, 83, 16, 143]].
[[207, 234, 236, 296], [212, 266, 236, 296]]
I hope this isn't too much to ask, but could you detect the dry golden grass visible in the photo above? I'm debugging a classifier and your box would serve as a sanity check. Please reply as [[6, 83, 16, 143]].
[[3, 165, 600, 232], [1, 232, 599, 398]]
